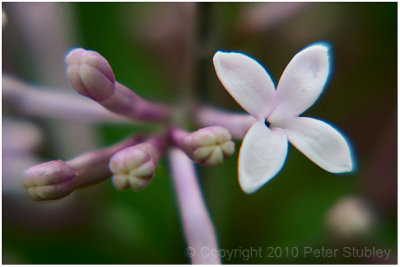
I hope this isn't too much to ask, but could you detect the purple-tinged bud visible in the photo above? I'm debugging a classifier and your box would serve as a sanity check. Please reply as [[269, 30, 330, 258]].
[[65, 48, 171, 122], [24, 160, 77, 200], [169, 126, 235, 166], [66, 48, 115, 101], [24, 136, 142, 201], [109, 137, 164, 191]]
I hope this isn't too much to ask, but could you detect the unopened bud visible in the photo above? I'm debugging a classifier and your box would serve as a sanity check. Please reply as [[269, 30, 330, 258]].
[[170, 126, 235, 166], [24, 160, 77, 200], [24, 136, 142, 200], [65, 48, 170, 122], [109, 137, 164, 191], [66, 48, 115, 101]]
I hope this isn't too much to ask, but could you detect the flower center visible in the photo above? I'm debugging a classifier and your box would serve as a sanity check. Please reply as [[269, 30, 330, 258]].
[[264, 119, 270, 128]]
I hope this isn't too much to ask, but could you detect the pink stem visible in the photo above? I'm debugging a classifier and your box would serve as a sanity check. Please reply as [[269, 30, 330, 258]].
[[168, 148, 221, 264], [100, 81, 171, 122], [68, 136, 143, 189], [195, 106, 255, 139], [168, 127, 190, 149]]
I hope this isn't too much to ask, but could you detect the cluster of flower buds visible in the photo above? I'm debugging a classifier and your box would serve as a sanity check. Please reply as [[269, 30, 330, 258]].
[[23, 48, 239, 201], [15, 41, 355, 264], [22, 43, 354, 201]]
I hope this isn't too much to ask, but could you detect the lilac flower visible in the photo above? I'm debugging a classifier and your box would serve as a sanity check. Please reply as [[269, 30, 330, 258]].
[[8, 32, 355, 263], [213, 43, 353, 193]]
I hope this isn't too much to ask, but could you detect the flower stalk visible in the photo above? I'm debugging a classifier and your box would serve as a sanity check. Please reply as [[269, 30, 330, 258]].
[[168, 148, 221, 264], [195, 106, 256, 139]]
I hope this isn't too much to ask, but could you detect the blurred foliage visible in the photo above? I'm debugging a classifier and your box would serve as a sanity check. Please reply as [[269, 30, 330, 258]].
[[2, 2, 397, 264]]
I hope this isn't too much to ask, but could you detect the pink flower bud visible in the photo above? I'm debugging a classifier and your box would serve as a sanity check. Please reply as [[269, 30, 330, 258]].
[[169, 126, 235, 166], [65, 48, 170, 122], [24, 160, 77, 200], [109, 137, 164, 191], [24, 136, 142, 200], [65, 48, 115, 101]]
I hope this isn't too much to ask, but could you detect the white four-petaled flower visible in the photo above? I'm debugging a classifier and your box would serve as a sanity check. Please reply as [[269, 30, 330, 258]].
[[213, 43, 353, 194]]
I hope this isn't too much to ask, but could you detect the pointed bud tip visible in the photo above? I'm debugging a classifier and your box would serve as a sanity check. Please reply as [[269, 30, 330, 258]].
[[24, 160, 76, 186], [24, 160, 77, 200]]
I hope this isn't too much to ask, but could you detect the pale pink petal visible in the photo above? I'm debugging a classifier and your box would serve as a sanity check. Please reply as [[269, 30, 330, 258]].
[[269, 44, 330, 122], [280, 117, 353, 173], [213, 51, 276, 119], [238, 121, 288, 194]]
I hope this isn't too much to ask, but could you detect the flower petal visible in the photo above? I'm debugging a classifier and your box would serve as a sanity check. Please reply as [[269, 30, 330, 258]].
[[213, 51, 276, 119], [238, 121, 288, 194], [280, 117, 353, 173], [269, 44, 330, 122]]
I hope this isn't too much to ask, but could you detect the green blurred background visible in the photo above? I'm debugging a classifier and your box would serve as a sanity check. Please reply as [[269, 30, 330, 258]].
[[2, 2, 397, 264]]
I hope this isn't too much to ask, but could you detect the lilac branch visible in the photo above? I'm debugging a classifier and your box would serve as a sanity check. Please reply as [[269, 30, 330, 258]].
[[24, 136, 143, 200], [168, 148, 221, 264]]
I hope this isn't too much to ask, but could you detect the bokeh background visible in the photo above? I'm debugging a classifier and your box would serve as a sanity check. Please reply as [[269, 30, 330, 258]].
[[2, 2, 397, 264]]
